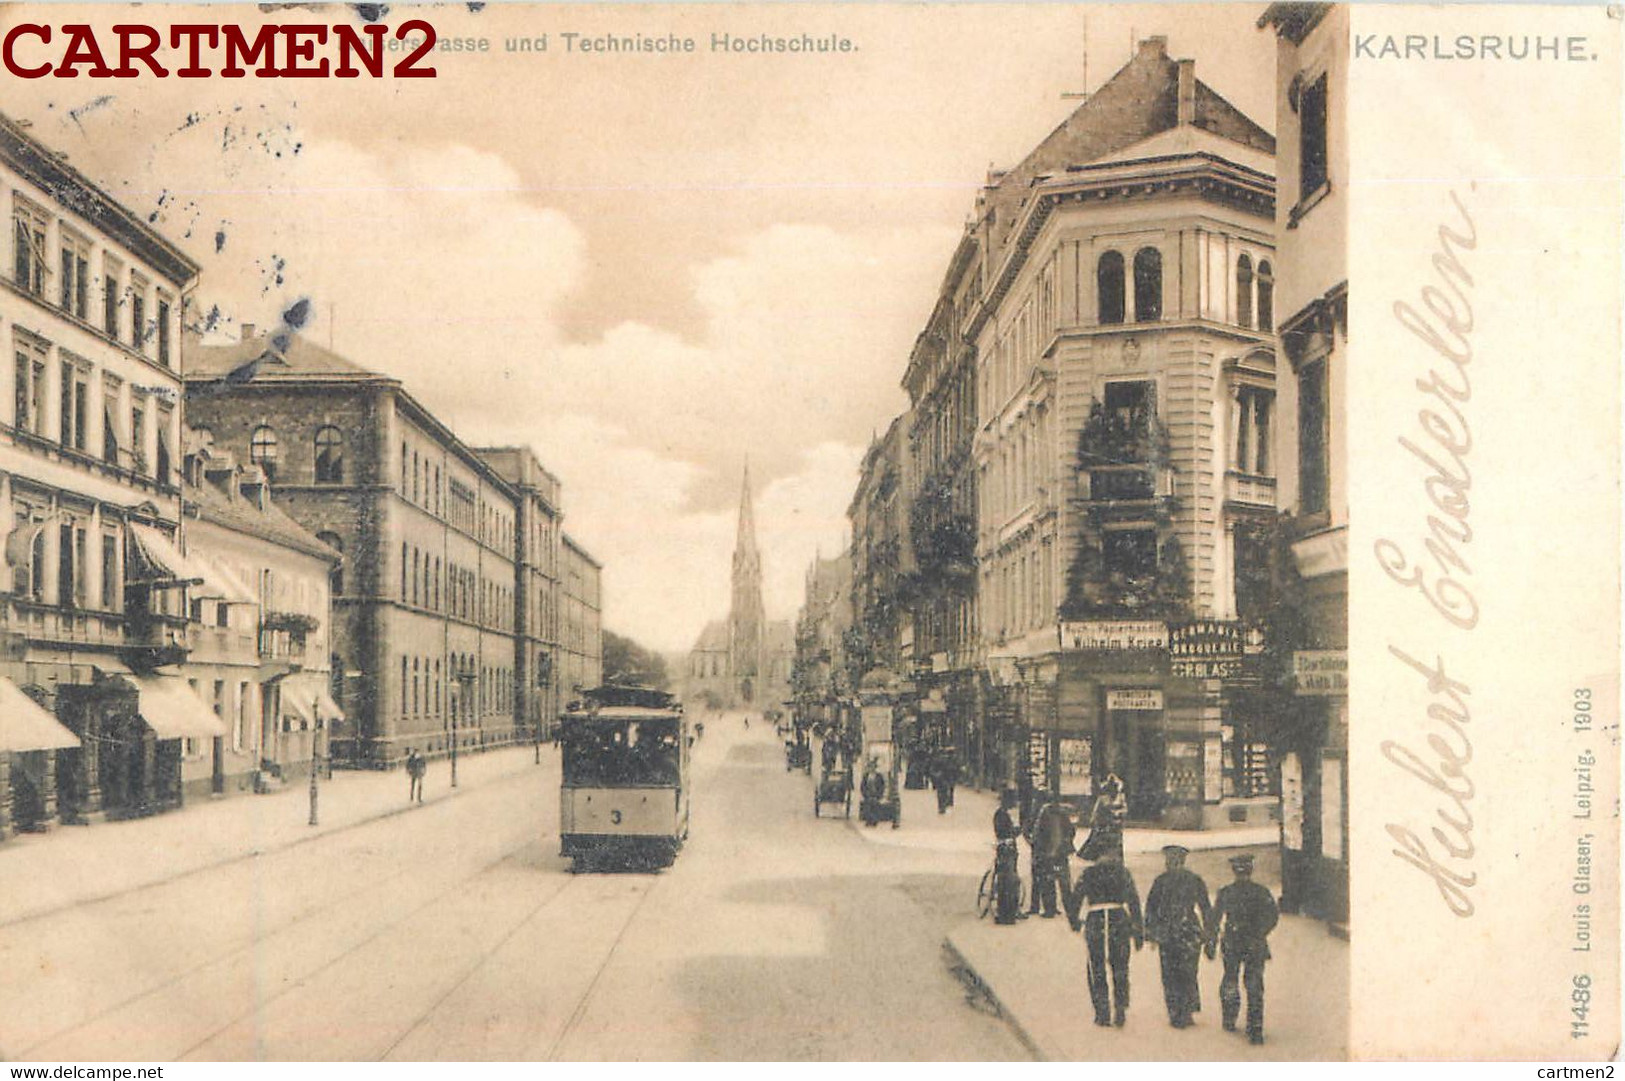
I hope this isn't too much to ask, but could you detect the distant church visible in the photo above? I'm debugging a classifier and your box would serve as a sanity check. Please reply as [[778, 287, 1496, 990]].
[[687, 466, 794, 710]]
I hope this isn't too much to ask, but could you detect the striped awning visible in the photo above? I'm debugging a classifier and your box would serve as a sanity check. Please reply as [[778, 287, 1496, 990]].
[[0, 677, 80, 751], [133, 674, 227, 740]]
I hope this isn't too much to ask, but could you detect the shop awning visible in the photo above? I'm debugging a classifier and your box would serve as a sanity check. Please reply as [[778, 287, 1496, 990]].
[[280, 673, 345, 725], [0, 677, 80, 751], [190, 550, 256, 604], [127, 525, 252, 603], [126, 524, 204, 590], [133, 675, 227, 740]]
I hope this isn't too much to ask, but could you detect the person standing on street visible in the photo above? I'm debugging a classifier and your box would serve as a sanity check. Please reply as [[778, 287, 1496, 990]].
[[406, 749, 424, 804], [932, 748, 959, 814], [1069, 847, 1143, 1026], [1205, 853, 1279, 1045], [1146, 844, 1213, 1028], [1030, 798, 1077, 918], [992, 787, 1023, 925]]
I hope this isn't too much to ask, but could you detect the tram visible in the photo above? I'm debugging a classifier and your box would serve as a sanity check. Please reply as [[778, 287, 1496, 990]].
[[558, 686, 691, 870]]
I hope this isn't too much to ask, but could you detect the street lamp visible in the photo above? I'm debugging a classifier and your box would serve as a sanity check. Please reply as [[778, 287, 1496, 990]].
[[453, 671, 475, 789], [308, 697, 321, 826]]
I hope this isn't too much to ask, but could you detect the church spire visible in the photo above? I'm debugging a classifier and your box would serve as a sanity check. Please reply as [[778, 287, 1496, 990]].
[[736, 458, 759, 557]]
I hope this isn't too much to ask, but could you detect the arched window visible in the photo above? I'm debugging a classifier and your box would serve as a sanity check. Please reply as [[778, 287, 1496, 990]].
[[1133, 247, 1162, 322], [1257, 261, 1275, 332], [1236, 254, 1254, 329], [250, 426, 278, 481], [317, 531, 344, 595], [1096, 251, 1125, 325], [314, 426, 343, 484]]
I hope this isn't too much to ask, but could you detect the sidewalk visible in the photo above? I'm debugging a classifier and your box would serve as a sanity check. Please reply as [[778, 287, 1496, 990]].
[[847, 781, 1278, 855], [944, 839, 1347, 1061], [0, 744, 547, 929]]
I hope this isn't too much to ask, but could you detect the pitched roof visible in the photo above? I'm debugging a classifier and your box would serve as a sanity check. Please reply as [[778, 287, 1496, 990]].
[[983, 36, 1275, 255], [186, 470, 338, 562], [183, 329, 378, 383]]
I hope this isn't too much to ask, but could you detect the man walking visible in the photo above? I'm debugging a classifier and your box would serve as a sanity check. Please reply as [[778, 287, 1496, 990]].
[[1069, 847, 1143, 1026], [1146, 844, 1212, 1028], [1029, 798, 1076, 918], [1205, 853, 1279, 1045], [406, 749, 425, 804]]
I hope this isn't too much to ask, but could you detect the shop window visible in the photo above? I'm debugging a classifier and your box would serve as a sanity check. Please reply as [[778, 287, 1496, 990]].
[[1133, 247, 1162, 322], [314, 426, 343, 484]]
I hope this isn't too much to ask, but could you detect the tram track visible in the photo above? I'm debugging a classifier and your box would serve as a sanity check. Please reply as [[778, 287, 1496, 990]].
[[13, 775, 551, 1061]]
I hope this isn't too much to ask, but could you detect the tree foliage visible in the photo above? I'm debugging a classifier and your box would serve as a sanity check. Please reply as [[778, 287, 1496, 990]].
[[601, 629, 670, 689]]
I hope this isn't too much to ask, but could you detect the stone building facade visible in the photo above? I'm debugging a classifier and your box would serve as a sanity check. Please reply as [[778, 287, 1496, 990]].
[[182, 331, 530, 768], [476, 446, 565, 735], [558, 532, 602, 701]]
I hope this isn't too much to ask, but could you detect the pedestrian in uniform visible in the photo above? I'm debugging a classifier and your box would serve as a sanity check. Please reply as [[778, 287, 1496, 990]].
[[1029, 798, 1076, 918], [992, 787, 1023, 925], [1146, 844, 1213, 1028], [1069, 846, 1143, 1026], [1205, 853, 1279, 1045]]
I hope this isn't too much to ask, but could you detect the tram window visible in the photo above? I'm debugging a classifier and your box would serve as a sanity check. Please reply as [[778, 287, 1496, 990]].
[[562, 718, 681, 786]]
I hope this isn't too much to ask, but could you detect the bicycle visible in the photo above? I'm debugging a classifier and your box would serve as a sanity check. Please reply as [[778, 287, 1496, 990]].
[[976, 843, 1027, 918]]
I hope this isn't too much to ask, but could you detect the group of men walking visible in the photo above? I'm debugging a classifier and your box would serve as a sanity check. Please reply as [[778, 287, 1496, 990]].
[[991, 787, 1280, 1045]]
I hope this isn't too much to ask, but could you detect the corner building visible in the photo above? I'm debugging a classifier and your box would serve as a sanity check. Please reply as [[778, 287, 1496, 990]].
[[968, 38, 1281, 828], [183, 331, 524, 768]]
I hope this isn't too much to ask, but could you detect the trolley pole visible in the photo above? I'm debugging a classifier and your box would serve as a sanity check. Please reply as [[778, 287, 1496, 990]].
[[308, 698, 320, 826]]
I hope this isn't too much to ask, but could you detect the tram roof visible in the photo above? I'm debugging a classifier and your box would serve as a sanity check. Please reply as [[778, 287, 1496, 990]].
[[562, 706, 683, 722]]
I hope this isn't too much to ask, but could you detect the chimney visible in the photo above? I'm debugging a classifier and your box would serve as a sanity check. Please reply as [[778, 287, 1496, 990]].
[[1177, 58, 1196, 126], [1139, 35, 1168, 59], [240, 323, 257, 340]]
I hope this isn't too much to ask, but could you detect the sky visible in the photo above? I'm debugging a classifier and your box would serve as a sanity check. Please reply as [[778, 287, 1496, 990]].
[[2, 3, 1275, 654]]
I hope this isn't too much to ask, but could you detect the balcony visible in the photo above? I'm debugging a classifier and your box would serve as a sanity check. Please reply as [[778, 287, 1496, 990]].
[[1225, 470, 1277, 509], [4, 597, 128, 649], [120, 611, 189, 668]]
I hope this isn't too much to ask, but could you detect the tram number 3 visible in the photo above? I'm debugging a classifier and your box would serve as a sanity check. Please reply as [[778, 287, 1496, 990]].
[[611, 809, 623, 825]]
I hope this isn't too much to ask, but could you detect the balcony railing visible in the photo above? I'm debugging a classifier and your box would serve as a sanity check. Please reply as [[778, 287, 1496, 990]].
[[4, 597, 128, 648], [1225, 470, 1277, 508]]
